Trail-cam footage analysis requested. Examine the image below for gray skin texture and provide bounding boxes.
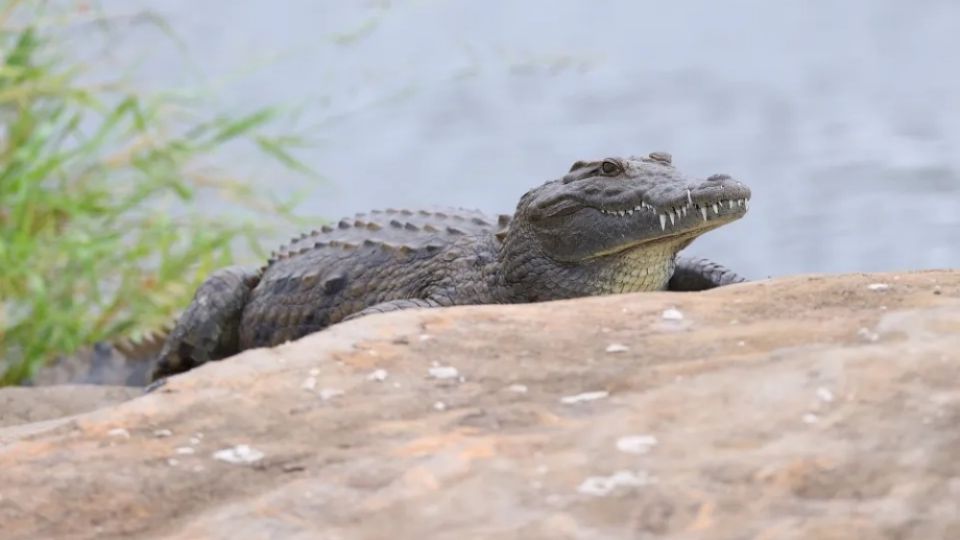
[151,152,751,381]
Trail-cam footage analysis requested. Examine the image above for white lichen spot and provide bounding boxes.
[212,444,265,464]
[605,343,629,353]
[867,283,889,291]
[816,387,835,403]
[802,413,819,424]
[560,391,609,404]
[189,437,201,446]
[418,334,433,342]
[929,393,953,405]
[367,369,389,382]
[428,366,459,379]
[107,428,130,439]
[301,376,318,391]
[507,384,528,394]
[153,429,173,438]
[308,368,320,376]
[616,435,659,454]
[661,307,684,321]
[433,401,447,411]
[578,470,654,496]
[737,340,746,347]
[175,447,195,455]
[857,328,879,342]
[318,388,344,401]
[167,458,179,467]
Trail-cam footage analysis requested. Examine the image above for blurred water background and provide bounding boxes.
[94,0,960,279]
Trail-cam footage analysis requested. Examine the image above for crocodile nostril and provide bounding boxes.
[648,151,672,164]
[602,188,624,198]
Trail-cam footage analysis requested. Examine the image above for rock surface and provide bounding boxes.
[0,385,139,429]
[2,270,959,539]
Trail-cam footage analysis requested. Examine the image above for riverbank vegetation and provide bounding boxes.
[0,1,314,384]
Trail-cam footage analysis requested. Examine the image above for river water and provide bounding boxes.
[96,0,960,278]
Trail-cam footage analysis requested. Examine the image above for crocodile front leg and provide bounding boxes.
[150,266,261,381]
[668,256,746,292]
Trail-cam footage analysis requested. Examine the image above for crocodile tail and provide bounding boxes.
[29,265,267,387]
[112,324,173,363]
[25,323,173,387]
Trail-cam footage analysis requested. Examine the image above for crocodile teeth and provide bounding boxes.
[744,199,750,210]
[728,200,734,209]
[712,203,720,214]
[737,199,744,207]
[618,210,625,217]
[658,213,666,230]
[699,207,708,221]
[668,212,676,226]
[687,189,693,205]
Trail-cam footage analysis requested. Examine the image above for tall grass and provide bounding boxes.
[0,2,315,384]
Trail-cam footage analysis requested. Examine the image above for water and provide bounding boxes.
[96,0,960,278]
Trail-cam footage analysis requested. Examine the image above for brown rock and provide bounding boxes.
[0,385,140,429]
[1,270,959,539]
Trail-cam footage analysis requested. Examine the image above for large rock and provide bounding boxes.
[0,385,140,429]
[1,271,958,539]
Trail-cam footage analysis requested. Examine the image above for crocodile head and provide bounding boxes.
[499,152,751,296]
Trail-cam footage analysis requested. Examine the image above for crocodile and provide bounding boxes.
[150,151,751,382]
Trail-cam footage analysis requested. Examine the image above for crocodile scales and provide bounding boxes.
[151,152,751,381]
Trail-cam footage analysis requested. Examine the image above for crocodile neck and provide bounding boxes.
[493,223,693,302]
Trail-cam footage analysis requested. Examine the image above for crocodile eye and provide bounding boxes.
[600,160,621,175]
